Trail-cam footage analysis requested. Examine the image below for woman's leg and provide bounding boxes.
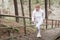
[36,23,41,37]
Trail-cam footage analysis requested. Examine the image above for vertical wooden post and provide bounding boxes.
[55,21,57,27]
[59,21,60,27]
[13,0,19,23]
[0,11,1,18]
[45,0,48,29]
[58,21,59,27]
[52,20,53,28]
[7,29,10,40]
[29,0,31,24]
[20,0,26,35]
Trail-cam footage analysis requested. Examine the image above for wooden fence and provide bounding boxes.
[0,0,60,35]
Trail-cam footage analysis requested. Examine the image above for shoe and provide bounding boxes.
[37,34,41,37]
[37,33,41,37]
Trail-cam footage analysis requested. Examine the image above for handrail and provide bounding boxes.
[0,14,60,29]
[0,14,60,21]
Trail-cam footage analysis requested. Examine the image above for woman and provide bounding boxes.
[32,3,45,37]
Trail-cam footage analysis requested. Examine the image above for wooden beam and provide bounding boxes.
[58,21,59,27]
[13,0,19,23]
[0,14,31,19]
[20,0,26,35]
[51,20,53,28]
[29,0,31,24]
[0,14,60,21]
[55,21,57,27]
[45,0,48,29]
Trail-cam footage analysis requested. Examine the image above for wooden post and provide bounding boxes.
[55,21,57,27]
[58,21,59,27]
[13,0,19,22]
[29,0,31,24]
[45,0,48,29]
[7,29,11,40]
[0,10,1,18]
[59,21,60,27]
[20,0,26,35]
[52,20,53,28]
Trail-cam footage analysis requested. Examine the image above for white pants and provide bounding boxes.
[35,20,43,36]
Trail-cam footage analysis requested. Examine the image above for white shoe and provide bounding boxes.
[37,34,41,37]
[37,33,41,37]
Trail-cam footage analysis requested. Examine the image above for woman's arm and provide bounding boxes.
[32,11,35,24]
[42,10,45,19]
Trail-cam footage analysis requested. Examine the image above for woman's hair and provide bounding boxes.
[35,3,40,8]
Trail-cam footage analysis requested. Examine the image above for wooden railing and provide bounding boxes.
[0,0,60,36]
[43,19,60,29]
[0,14,60,29]
[0,14,60,38]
